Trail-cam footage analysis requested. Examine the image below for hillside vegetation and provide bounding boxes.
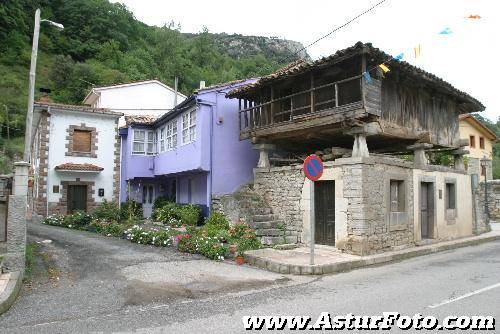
[0,0,306,172]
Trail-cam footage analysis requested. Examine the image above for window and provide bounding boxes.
[159,127,165,152]
[390,180,405,212]
[166,120,177,150]
[146,131,157,155]
[479,137,485,149]
[132,130,145,154]
[73,130,92,153]
[469,135,475,148]
[182,110,196,144]
[445,182,456,210]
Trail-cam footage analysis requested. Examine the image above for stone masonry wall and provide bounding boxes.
[477,180,500,223]
[341,158,414,255]
[253,166,305,241]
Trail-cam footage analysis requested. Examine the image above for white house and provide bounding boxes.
[83,80,186,126]
[31,102,123,217]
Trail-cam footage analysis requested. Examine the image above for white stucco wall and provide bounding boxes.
[47,110,118,206]
[89,82,186,126]
[412,170,473,241]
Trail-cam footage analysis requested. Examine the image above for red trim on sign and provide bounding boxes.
[303,155,324,181]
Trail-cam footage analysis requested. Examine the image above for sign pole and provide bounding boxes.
[310,180,315,265]
[303,154,323,267]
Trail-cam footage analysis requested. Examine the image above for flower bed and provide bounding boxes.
[42,201,262,262]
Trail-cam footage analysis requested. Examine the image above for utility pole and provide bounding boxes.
[23,8,41,163]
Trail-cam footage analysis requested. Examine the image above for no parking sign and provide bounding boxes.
[303,155,324,181]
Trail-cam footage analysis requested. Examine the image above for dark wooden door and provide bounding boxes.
[420,182,434,239]
[68,185,87,214]
[315,181,335,246]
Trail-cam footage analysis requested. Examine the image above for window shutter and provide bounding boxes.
[73,130,92,152]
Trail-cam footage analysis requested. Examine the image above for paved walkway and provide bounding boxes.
[245,229,500,275]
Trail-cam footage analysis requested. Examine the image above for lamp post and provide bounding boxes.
[23,8,63,163]
[480,156,489,220]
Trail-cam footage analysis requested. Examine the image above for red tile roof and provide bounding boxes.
[55,163,104,172]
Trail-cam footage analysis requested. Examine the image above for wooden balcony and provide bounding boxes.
[238,75,381,140]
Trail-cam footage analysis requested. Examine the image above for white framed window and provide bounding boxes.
[166,120,177,150]
[182,109,196,144]
[132,129,145,154]
[159,127,165,152]
[146,131,157,155]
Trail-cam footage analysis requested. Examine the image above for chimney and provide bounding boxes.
[38,88,52,103]
[199,81,206,89]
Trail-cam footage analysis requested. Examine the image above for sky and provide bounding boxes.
[111,0,499,122]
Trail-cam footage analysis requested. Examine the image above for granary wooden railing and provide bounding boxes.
[238,75,365,133]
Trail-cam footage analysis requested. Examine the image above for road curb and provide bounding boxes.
[0,271,23,315]
[245,233,500,275]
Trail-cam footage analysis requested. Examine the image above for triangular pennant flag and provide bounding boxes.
[414,45,422,58]
[439,27,452,35]
[467,15,481,19]
[395,53,404,61]
[379,64,390,73]
[363,71,372,84]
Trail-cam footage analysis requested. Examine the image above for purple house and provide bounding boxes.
[119,80,259,217]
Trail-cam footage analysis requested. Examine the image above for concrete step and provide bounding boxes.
[252,214,280,222]
[250,220,282,230]
[260,235,298,246]
[255,228,283,237]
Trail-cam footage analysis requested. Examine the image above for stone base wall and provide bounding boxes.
[48,180,97,216]
[253,156,474,256]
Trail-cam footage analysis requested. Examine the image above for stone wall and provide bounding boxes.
[253,166,304,240]
[477,180,500,222]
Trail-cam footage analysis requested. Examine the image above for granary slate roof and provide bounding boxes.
[227,42,484,112]
[123,115,157,127]
[55,163,104,172]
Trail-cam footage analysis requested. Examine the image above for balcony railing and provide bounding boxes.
[239,75,364,133]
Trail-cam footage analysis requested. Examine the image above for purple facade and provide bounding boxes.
[120,80,259,217]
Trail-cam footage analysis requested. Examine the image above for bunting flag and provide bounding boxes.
[363,71,373,84]
[439,27,453,35]
[395,53,404,61]
[379,64,390,73]
[466,15,481,19]
[414,45,422,58]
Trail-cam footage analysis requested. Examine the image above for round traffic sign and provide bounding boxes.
[303,155,324,181]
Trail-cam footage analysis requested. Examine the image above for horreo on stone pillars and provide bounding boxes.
[253,143,276,170]
[5,161,30,271]
[407,143,433,168]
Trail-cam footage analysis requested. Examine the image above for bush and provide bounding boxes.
[151,197,171,219]
[93,200,121,222]
[178,204,202,226]
[43,214,66,227]
[89,219,126,237]
[176,234,197,253]
[64,211,93,229]
[124,225,178,247]
[120,200,143,221]
[155,203,202,227]
[202,212,230,236]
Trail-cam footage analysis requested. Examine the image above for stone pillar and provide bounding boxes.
[407,143,433,168]
[253,144,276,169]
[5,161,29,272]
[452,148,469,172]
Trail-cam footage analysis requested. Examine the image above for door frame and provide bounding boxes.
[418,176,437,240]
[59,180,95,216]
[142,183,155,218]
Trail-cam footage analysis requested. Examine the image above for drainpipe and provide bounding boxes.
[197,98,216,216]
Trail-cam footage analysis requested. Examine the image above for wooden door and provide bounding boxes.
[67,185,87,214]
[315,181,336,246]
[420,182,434,239]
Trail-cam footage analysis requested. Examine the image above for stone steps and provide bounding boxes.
[252,214,280,222]
[261,235,298,246]
[255,228,282,237]
[249,220,283,230]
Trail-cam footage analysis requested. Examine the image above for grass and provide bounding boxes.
[23,242,38,283]
[23,242,60,284]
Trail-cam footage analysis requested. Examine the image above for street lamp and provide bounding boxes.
[480,156,490,220]
[23,9,63,163]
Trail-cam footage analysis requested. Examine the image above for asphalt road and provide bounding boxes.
[0,222,499,333]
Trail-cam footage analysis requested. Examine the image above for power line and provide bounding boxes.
[273,0,389,68]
